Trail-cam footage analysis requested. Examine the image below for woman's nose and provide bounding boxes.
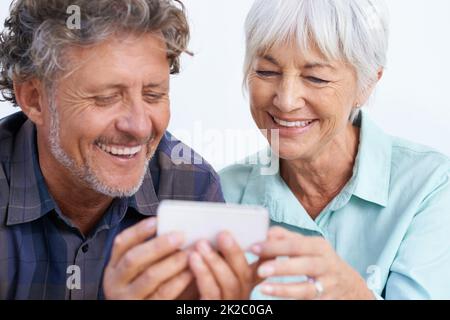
[273,77,306,113]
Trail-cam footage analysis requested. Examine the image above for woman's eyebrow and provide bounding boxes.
[303,62,335,70]
[260,55,335,71]
[261,55,280,66]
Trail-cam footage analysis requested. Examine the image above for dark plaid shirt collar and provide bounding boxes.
[6,116,158,227]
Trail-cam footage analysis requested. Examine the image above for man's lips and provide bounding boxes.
[95,142,143,159]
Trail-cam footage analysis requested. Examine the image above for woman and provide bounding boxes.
[217,0,450,300]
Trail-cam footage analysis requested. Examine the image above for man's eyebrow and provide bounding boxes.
[143,81,167,89]
[87,81,167,92]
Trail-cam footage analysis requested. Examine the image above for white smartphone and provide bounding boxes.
[156,200,269,250]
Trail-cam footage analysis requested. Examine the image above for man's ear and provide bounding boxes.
[13,79,46,126]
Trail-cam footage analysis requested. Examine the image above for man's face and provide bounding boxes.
[40,33,171,197]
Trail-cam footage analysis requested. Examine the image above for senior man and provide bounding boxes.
[0,0,234,300]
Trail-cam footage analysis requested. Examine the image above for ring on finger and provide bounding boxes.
[307,276,324,299]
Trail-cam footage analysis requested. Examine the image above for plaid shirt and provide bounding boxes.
[0,112,224,300]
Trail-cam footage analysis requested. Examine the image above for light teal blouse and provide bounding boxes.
[219,110,450,300]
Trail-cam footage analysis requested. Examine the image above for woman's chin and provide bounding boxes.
[268,136,308,158]
[271,146,311,162]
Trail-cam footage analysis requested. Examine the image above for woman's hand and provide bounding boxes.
[250,227,375,300]
[188,231,261,300]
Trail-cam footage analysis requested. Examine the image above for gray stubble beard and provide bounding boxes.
[47,101,152,198]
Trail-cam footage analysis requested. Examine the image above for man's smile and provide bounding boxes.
[95,142,143,161]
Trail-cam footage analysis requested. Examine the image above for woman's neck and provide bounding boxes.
[280,124,360,220]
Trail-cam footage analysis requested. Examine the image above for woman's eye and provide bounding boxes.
[306,76,329,84]
[256,70,280,77]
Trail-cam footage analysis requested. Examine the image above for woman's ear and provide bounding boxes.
[355,68,384,107]
[377,69,384,81]
[13,79,46,126]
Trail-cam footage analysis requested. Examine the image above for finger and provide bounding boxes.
[189,252,221,300]
[177,278,200,300]
[250,259,267,286]
[251,236,328,259]
[115,231,185,284]
[148,270,194,300]
[217,232,253,285]
[196,240,241,300]
[129,250,190,299]
[259,281,318,300]
[267,226,290,240]
[257,256,327,279]
[109,217,157,267]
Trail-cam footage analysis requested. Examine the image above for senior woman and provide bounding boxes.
[218,0,450,300]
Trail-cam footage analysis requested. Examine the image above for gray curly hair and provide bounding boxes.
[0,0,190,107]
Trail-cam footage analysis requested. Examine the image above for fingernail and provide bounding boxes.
[146,218,157,228]
[221,233,234,249]
[198,241,212,255]
[168,232,185,247]
[190,252,202,266]
[260,284,274,294]
[251,244,262,255]
[258,265,275,278]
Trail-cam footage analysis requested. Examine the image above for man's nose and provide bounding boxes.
[116,101,153,142]
[273,76,306,113]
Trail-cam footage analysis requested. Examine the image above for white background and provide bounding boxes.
[1,0,449,170]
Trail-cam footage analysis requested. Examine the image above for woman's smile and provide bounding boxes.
[267,112,319,137]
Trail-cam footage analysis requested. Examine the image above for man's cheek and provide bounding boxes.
[157,104,171,127]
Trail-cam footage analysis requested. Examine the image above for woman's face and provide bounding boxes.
[248,43,362,161]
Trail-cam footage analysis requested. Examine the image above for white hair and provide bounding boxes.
[244,0,390,95]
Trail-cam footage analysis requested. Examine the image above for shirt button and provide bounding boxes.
[82,244,89,253]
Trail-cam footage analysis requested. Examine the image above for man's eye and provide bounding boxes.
[305,76,329,84]
[256,70,280,77]
[95,95,120,106]
[144,93,164,102]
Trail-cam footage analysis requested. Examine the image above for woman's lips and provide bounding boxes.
[268,115,318,137]
[273,117,315,128]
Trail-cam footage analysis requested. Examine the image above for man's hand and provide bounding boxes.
[103,217,194,300]
[188,232,261,300]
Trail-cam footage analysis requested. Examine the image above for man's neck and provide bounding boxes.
[37,136,113,236]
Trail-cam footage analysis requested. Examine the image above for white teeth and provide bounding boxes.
[111,147,120,155]
[96,143,142,156]
[274,117,314,128]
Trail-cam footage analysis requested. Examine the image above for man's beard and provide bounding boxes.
[48,104,153,198]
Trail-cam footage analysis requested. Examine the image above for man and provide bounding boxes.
[0,0,227,299]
